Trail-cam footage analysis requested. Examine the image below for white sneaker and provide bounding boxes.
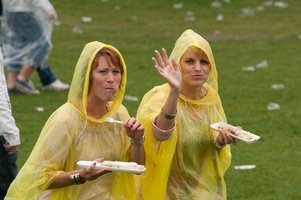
[42,79,69,91]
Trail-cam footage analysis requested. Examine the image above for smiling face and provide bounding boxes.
[179,46,211,97]
[88,49,122,105]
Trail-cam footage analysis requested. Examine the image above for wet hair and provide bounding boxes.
[186,46,210,64]
[91,47,123,74]
[89,47,123,92]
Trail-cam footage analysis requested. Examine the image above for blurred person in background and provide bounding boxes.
[5,41,145,199]
[136,29,235,200]
[0,47,20,200]
[1,0,69,95]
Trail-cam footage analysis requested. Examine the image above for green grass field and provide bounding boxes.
[8,0,301,199]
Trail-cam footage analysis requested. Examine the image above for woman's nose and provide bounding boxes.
[107,72,114,82]
[194,62,202,71]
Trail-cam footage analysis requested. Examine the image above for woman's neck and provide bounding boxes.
[181,85,205,100]
[86,97,108,119]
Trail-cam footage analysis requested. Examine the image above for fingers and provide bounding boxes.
[94,158,105,163]
[124,117,143,131]
[3,144,17,154]
[171,59,179,71]
[80,159,110,181]
[161,48,170,64]
[155,49,166,68]
[153,48,171,69]
[217,129,236,145]
[152,57,163,75]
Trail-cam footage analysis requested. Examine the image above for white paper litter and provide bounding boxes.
[124,95,139,102]
[271,84,284,90]
[267,102,280,111]
[173,3,183,9]
[82,16,92,23]
[72,26,83,34]
[35,107,45,112]
[216,14,224,21]
[274,1,288,8]
[242,66,255,71]
[185,11,195,21]
[241,8,255,16]
[211,1,222,8]
[234,165,256,170]
[256,60,268,68]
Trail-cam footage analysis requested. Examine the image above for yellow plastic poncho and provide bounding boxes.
[136,29,232,200]
[5,41,137,200]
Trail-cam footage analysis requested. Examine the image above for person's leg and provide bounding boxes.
[37,59,69,90]
[4,12,28,93]
[37,59,56,86]
[6,71,18,89]
[11,13,50,94]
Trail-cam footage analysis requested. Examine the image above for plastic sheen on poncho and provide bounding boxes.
[5,41,137,200]
[136,29,232,200]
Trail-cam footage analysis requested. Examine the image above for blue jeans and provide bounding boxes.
[0,136,18,200]
[5,12,57,86]
[37,62,57,86]
[6,12,51,69]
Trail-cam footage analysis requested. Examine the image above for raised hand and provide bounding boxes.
[152,48,182,92]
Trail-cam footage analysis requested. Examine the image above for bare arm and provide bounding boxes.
[123,118,145,165]
[151,48,182,133]
[48,158,109,189]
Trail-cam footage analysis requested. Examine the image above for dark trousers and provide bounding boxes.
[37,65,57,86]
[0,136,18,200]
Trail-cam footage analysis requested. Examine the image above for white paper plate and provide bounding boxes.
[210,122,260,143]
[77,160,146,175]
[234,165,256,170]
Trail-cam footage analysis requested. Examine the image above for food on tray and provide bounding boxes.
[217,124,253,140]
[77,160,146,174]
[100,161,145,171]
[210,122,260,143]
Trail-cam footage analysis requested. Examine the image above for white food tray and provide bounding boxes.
[77,160,146,175]
[210,122,260,143]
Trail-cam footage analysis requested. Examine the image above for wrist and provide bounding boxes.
[131,136,145,147]
[160,108,177,120]
[70,173,86,185]
[213,137,226,149]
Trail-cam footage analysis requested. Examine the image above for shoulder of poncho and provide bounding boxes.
[144,83,169,99]
[47,103,80,124]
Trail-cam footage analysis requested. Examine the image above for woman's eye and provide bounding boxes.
[113,70,120,75]
[185,59,195,65]
[98,70,108,74]
[200,59,209,65]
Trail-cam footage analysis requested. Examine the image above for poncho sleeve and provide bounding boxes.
[5,104,79,200]
[136,84,178,200]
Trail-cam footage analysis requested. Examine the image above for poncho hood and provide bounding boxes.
[67,41,127,123]
[170,29,218,94]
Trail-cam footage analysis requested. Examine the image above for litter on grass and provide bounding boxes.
[72,26,83,34]
[256,60,268,68]
[82,16,92,23]
[124,95,139,102]
[216,14,224,21]
[35,107,45,112]
[234,165,256,170]
[173,3,183,9]
[267,102,280,111]
[185,11,195,21]
[271,84,284,90]
[242,66,255,71]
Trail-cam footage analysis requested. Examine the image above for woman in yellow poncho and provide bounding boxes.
[136,29,236,200]
[5,41,145,200]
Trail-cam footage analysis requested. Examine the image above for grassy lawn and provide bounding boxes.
[8,0,301,199]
